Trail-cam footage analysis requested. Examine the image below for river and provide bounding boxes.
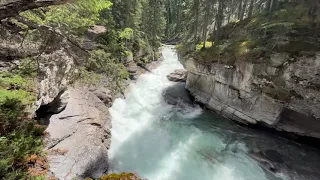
[108,46,320,180]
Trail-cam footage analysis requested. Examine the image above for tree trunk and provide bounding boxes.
[0,0,72,20]
[152,0,157,46]
[268,0,275,20]
[215,0,224,45]
[194,0,200,43]
[212,20,216,44]
[264,0,274,36]
[238,0,243,20]
[165,0,171,37]
[202,0,211,48]
[266,0,272,11]
[248,0,254,18]
[176,0,181,34]
[240,0,248,20]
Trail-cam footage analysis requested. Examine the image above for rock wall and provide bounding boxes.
[1,22,160,179]
[45,87,111,179]
[1,25,110,179]
[184,53,320,139]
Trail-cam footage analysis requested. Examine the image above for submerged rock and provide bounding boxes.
[167,69,187,82]
[249,152,278,172]
[264,149,284,164]
[163,83,193,106]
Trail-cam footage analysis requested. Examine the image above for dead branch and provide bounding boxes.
[0,0,72,20]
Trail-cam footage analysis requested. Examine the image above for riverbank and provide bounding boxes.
[41,51,164,179]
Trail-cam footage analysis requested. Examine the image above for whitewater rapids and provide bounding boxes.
[108,46,320,180]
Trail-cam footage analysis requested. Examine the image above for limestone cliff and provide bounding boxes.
[184,54,320,139]
[181,2,320,139]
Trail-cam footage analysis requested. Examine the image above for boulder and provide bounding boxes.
[249,153,278,172]
[46,89,70,114]
[163,83,193,106]
[167,69,187,82]
[269,53,289,67]
[45,87,111,179]
[87,25,107,39]
[36,49,78,106]
[127,66,138,74]
[84,25,107,50]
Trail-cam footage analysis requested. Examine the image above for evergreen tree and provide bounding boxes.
[142,0,166,48]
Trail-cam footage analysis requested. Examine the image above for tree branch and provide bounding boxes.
[0,0,72,20]
[14,15,88,54]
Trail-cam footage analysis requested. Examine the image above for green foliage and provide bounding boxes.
[99,172,140,180]
[0,73,25,89]
[21,0,113,34]
[88,50,129,79]
[30,175,47,180]
[78,69,103,86]
[141,0,166,48]
[18,58,38,77]
[189,1,320,64]
[82,50,129,93]
[119,28,134,40]
[1,0,167,179]
[0,131,44,179]
[196,41,213,51]
[0,89,36,106]
[123,50,133,57]
[0,71,34,91]
[0,72,42,179]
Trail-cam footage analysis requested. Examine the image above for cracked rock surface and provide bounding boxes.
[184,53,320,139]
[45,87,111,179]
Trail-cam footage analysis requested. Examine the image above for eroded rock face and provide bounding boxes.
[167,69,187,82]
[83,25,107,51]
[184,53,320,139]
[163,83,193,106]
[36,48,80,107]
[45,87,111,179]
[91,87,113,107]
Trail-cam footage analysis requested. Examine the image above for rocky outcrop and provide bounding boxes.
[83,25,107,50]
[36,47,82,107]
[163,83,193,106]
[184,53,320,139]
[167,69,187,82]
[91,87,113,107]
[1,23,113,179]
[45,87,111,179]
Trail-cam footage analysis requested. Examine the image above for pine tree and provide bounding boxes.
[142,0,166,48]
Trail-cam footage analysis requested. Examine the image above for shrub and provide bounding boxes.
[196,41,214,51]
[19,58,38,77]
[0,72,44,179]
[84,172,142,180]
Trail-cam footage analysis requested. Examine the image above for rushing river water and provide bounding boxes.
[108,46,320,180]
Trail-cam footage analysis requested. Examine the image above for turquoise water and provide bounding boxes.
[108,46,320,180]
